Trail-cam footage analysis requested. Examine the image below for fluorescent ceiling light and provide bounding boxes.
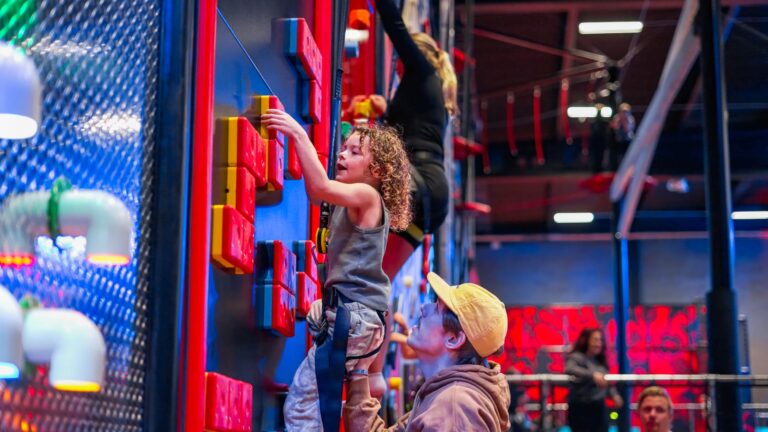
[554,212,595,223]
[567,106,612,118]
[567,107,597,118]
[579,21,644,34]
[732,211,768,220]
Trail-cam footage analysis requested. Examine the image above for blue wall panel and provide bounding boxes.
[208,2,314,429]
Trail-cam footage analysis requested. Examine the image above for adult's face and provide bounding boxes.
[587,330,603,357]
[639,395,672,432]
[407,300,449,359]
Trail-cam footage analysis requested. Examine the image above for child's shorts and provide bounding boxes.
[283,300,385,431]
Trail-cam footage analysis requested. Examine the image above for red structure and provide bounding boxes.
[494,304,707,428]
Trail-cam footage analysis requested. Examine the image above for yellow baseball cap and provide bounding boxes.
[426,272,508,358]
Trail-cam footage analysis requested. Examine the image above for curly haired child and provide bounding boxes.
[262,109,411,431]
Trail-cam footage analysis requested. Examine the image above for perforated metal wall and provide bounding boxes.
[0,0,159,429]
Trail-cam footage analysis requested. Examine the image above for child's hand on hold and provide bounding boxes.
[261,109,308,142]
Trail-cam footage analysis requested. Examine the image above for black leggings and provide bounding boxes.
[394,159,449,248]
[568,400,608,432]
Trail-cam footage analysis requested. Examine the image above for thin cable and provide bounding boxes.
[216,9,275,96]
[618,33,656,68]
[733,20,768,44]
[620,0,652,82]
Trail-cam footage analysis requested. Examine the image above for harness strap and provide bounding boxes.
[316,304,350,432]
[315,291,388,431]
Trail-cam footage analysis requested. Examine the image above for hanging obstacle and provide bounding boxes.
[505,92,517,156]
[580,75,597,155]
[533,86,545,165]
[480,99,491,173]
[559,79,572,145]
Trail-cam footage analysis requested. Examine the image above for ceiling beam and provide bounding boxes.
[462,0,768,15]
[478,61,606,98]
[679,6,740,127]
[474,28,608,62]
[476,231,767,243]
[561,10,580,72]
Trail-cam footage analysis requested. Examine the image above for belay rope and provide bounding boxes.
[313,0,351,431]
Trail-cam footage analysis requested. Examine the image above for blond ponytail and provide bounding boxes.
[411,32,459,117]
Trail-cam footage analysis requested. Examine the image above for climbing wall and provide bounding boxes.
[206,1,320,430]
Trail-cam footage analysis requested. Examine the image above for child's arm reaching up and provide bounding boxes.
[261,109,380,214]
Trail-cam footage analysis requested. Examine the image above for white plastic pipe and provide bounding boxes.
[0,286,23,379]
[0,41,41,139]
[0,189,133,265]
[23,309,106,392]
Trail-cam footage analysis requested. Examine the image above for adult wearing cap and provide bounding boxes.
[343,272,511,431]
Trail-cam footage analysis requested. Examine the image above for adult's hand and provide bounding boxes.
[612,393,624,408]
[391,312,417,359]
[368,94,387,115]
[593,371,609,388]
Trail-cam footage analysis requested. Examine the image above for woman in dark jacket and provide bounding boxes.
[566,327,624,432]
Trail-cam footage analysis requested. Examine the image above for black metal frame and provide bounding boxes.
[143,0,197,430]
[611,200,631,432]
[699,0,743,429]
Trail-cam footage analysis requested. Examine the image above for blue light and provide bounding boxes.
[0,362,20,379]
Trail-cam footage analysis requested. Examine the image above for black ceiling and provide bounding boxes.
[453,0,768,235]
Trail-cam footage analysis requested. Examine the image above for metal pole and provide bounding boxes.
[375,12,385,96]
[539,380,548,431]
[144,0,196,429]
[611,201,631,432]
[458,0,474,281]
[436,0,455,279]
[699,0,742,429]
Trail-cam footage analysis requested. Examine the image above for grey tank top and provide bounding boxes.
[324,201,390,312]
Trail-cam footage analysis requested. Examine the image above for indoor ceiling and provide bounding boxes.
[454,0,768,236]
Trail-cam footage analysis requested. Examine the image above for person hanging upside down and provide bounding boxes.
[376,0,457,278]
